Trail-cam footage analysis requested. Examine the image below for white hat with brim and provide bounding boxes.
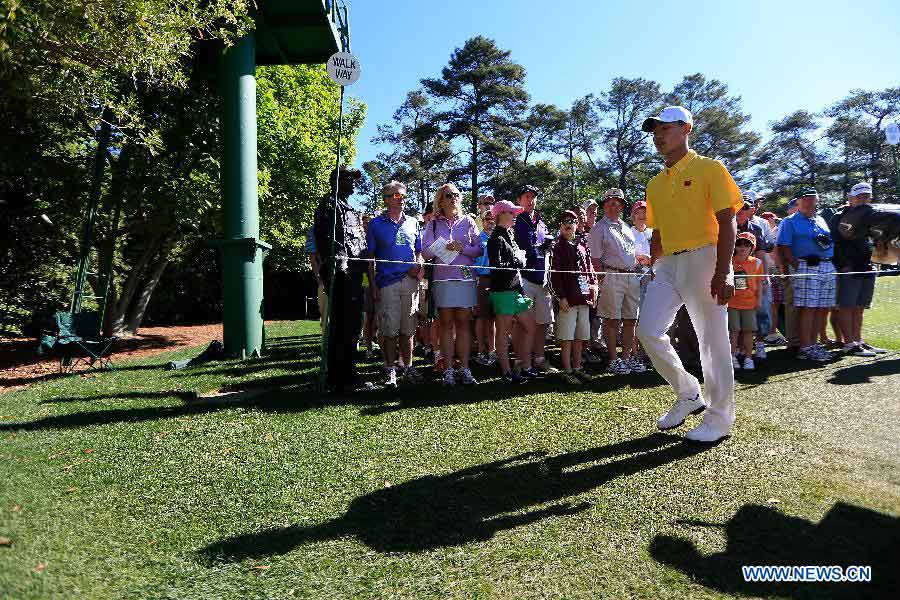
[641,106,694,133]
[849,182,873,197]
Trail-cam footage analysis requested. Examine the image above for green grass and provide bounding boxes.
[2,277,900,599]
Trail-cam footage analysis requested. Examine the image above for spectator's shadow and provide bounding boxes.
[650,502,899,599]
[828,357,900,385]
[201,433,711,561]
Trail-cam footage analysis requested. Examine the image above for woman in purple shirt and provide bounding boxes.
[422,183,482,386]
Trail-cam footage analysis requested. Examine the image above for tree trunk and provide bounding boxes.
[108,234,163,334]
[124,248,171,335]
[471,136,479,213]
[569,146,575,205]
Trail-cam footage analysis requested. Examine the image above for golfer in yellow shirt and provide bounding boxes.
[637,106,743,444]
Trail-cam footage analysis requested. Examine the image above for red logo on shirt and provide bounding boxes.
[684,180,692,187]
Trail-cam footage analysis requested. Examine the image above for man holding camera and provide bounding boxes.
[776,187,836,363]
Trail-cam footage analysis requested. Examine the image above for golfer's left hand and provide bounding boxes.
[710,272,734,305]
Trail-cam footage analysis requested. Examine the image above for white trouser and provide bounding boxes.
[636,245,735,434]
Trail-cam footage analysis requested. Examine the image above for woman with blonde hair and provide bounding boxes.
[422,183,482,386]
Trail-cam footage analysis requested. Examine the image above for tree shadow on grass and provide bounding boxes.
[827,357,900,385]
[41,390,197,404]
[650,502,899,599]
[200,433,714,561]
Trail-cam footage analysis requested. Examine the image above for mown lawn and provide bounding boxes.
[2,277,899,599]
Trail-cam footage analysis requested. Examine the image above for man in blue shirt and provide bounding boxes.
[514,184,556,373]
[366,181,425,388]
[776,187,836,363]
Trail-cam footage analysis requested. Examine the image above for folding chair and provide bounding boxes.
[38,311,117,373]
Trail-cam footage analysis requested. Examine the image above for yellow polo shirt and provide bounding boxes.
[645,150,743,255]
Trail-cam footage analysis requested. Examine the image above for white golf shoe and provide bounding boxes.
[685,421,731,444]
[657,394,707,431]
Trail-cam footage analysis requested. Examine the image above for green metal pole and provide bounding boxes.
[220,33,268,359]
[71,113,112,316]
[319,85,345,391]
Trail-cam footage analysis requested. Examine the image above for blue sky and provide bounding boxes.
[343,0,900,169]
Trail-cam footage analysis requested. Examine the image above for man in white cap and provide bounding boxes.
[636,106,743,444]
[829,182,884,356]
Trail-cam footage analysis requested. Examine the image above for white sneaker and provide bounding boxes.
[458,368,478,385]
[754,342,767,360]
[626,357,646,373]
[811,344,832,361]
[404,366,425,385]
[732,355,740,370]
[799,345,828,362]
[657,394,707,431]
[684,420,730,444]
[764,332,788,345]
[443,368,456,387]
[845,343,877,357]
[607,358,630,375]
[742,356,755,371]
[860,342,887,354]
[384,368,398,389]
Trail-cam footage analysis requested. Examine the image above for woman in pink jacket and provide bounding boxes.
[422,183,483,386]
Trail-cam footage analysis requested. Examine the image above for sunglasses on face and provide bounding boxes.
[562,219,576,225]
[383,193,405,199]
[736,241,753,248]
[444,191,460,198]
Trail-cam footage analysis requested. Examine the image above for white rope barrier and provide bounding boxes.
[346,256,888,278]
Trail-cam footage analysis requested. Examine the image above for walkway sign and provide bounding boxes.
[326,52,361,86]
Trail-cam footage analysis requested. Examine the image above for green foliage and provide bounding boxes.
[256,65,366,271]
[665,73,760,178]
[422,36,529,211]
[372,90,456,214]
[0,0,254,145]
[0,2,366,334]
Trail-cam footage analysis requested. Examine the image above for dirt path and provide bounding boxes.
[0,322,238,394]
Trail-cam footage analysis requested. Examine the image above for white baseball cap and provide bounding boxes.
[849,182,872,197]
[581,199,597,210]
[642,106,694,132]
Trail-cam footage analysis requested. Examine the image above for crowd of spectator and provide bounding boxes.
[309,169,887,393]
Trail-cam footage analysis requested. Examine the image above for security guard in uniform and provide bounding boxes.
[314,165,367,393]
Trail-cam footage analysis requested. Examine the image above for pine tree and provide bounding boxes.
[421,36,528,211]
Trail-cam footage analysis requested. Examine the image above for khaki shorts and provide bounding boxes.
[728,307,757,332]
[556,304,590,341]
[522,279,554,325]
[597,273,640,320]
[377,276,419,337]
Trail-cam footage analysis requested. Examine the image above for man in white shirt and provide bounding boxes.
[589,188,645,375]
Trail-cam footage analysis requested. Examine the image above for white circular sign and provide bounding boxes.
[886,123,900,146]
[326,52,361,86]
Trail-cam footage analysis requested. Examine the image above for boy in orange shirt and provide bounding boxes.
[729,232,764,370]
